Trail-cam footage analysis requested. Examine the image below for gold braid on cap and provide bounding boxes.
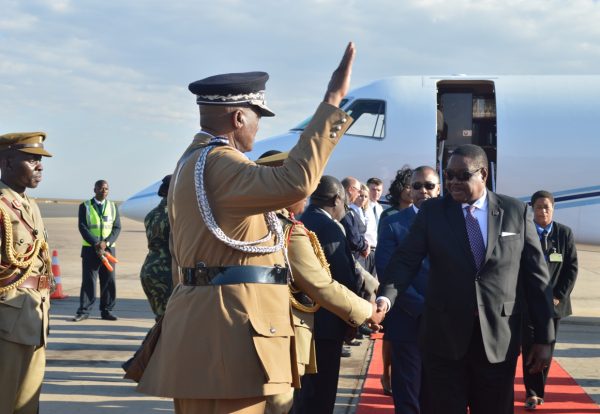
[0,203,51,294]
[284,221,332,313]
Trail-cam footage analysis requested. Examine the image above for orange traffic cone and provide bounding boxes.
[50,249,68,300]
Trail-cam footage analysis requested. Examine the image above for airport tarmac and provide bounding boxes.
[35,202,600,413]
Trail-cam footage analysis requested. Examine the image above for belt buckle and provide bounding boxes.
[195,262,210,285]
[38,275,48,289]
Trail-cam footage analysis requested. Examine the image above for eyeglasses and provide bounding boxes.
[444,168,482,182]
[411,181,438,191]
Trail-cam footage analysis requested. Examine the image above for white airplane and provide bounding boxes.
[121,75,600,244]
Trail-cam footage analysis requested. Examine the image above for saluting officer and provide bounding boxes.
[0,132,53,414]
[137,43,357,414]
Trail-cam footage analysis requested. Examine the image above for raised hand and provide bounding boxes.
[324,42,356,107]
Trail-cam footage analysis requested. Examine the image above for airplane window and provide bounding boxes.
[291,98,350,131]
[345,99,386,139]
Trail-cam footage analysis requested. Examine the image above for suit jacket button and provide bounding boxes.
[330,132,337,138]
[269,327,276,334]
[341,118,347,123]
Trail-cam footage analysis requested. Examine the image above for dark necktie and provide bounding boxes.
[541,230,549,254]
[465,206,486,272]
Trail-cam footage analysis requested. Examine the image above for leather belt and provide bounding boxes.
[18,275,51,290]
[181,264,288,286]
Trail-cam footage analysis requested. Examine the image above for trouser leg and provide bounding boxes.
[467,324,517,414]
[294,338,343,414]
[174,397,267,414]
[0,338,45,414]
[522,317,559,399]
[99,257,116,313]
[265,388,294,414]
[78,252,99,314]
[391,341,422,414]
[421,349,467,414]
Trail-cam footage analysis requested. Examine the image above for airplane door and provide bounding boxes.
[436,80,497,193]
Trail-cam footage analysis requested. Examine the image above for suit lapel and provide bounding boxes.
[485,192,503,263]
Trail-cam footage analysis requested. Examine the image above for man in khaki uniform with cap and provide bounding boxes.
[0,132,53,414]
[137,43,365,414]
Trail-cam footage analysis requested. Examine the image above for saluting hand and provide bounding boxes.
[324,42,356,107]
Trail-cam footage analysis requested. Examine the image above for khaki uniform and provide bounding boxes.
[265,210,372,414]
[138,103,351,406]
[0,181,52,414]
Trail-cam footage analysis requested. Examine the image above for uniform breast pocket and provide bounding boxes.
[249,313,294,384]
[0,293,27,335]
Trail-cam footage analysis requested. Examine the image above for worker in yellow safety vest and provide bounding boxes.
[72,179,121,322]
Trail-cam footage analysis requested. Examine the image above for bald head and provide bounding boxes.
[341,176,361,203]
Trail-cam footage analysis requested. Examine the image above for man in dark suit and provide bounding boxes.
[376,166,440,414]
[377,144,555,414]
[522,190,578,410]
[294,175,364,414]
[340,176,371,262]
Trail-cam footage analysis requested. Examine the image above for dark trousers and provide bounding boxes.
[522,317,560,399]
[421,322,518,414]
[77,247,116,315]
[293,338,343,414]
[391,341,424,414]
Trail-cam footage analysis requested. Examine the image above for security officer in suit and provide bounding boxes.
[137,43,359,414]
[73,179,121,321]
[0,132,53,414]
[375,166,440,414]
[255,152,382,414]
[521,190,578,410]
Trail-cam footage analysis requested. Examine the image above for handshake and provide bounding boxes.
[366,300,388,331]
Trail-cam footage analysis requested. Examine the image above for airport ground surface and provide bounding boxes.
[37,202,600,413]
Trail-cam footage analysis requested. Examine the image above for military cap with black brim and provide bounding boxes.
[189,71,275,117]
[0,132,52,157]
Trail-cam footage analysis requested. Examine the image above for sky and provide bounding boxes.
[1,0,600,200]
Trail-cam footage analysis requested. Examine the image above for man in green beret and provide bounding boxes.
[0,132,53,414]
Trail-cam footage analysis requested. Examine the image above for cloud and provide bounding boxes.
[2,0,600,199]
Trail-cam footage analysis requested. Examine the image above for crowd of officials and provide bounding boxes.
[0,42,578,414]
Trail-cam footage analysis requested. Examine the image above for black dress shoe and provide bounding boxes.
[341,346,352,358]
[101,312,118,321]
[72,314,89,322]
[358,323,374,336]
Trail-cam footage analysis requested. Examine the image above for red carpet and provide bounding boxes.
[357,336,600,413]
